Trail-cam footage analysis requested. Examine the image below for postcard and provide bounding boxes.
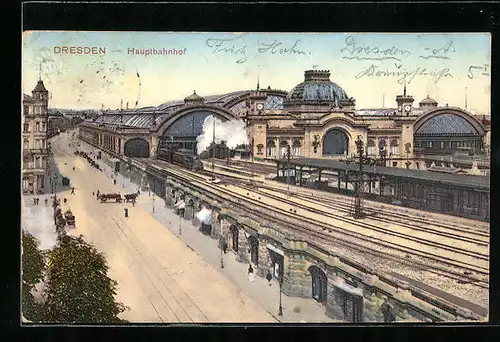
[21,31,490,324]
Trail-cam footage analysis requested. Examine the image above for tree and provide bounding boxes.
[44,234,127,323]
[21,230,46,322]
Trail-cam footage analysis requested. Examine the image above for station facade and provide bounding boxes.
[78,70,490,173]
[22,80,50,194]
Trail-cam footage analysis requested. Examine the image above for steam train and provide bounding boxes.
[157,147,204,171]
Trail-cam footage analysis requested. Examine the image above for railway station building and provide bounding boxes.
[22,80,50,194]
[78,69,490,174]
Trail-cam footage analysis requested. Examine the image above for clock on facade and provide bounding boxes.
[404,105,411,112]
[256,103,264,110]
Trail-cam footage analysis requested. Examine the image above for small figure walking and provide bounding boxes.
[124,208,129,218]
[132,198,135,207]
[248,264,255,282]
[266,269,273,286]
[114,179,117,185]
[380,297,395,323]
[71,187,75,195]
[44,197,48,206]
[73,166,75,171]
[92,191,95,196]
[96,190,100,198]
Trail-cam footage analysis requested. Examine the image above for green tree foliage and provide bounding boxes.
[44,234,127,323]
[21,230,46,322]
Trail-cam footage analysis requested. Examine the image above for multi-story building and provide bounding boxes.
[78,69,490,173]
[22,80,50,194]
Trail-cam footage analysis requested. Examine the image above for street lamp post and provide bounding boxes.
[278,274,283,316]
[353,137,364,219]
[152,181,155,214]
[220,241,224,268]
[286,145,291,197]
[211,118,216,180]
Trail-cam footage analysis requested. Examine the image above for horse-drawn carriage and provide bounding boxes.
[99,193,122,203]
[124,193,138,203]
[64,209,75,227]
[62,177,70,186]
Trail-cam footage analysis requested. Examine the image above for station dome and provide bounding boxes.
[284,70,353,108]
[419,95,438,108]
[184,90,205,104]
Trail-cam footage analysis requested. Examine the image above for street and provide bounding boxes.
[45,132,277,323]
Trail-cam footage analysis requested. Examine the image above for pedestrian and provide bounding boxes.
[92,191,95,196]
[44,197,48,206]
[124,208,129,218]
[380,297,393,323]
[33,197,36,205]
[222,240,228,254]
[73,166,75,171]
[97,190,100,197]
[266,269,273,286]
[386,305,396,323]
[71,187,75,195]
[248,264,255,282]
[114,179,117,185]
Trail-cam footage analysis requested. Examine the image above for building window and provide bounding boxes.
[440,141,444,149]
[23,139,29,150]
[42,123,46,132]
[24,105,29,115]
[367,139,375,156]
[35,106,40,114]
[280,141,289,158]
[378,139,387,151]
[258,125,262,129]
[23,123,29,132]
[267,141,276,157]
[292,140,301,156]
[256,144,264,155]
[35,122,40,132]
[393,161,398,167]
[390,139,399,155]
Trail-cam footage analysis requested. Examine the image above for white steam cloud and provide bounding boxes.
[196,115,249,155]
[196,207,213,225]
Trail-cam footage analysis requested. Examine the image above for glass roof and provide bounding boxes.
[92,89,286,129]
[415,113,480,135]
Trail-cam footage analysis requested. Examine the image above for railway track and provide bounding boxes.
[212,159,489,234]
[241,184,489,246]
[232,182,490,258]
[148,160,489,288]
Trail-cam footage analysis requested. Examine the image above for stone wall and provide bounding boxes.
[141,165,483,323]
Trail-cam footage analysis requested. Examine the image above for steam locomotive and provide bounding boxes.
[157,147,204,172]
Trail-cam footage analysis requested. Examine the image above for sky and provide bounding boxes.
[22,32,491,114]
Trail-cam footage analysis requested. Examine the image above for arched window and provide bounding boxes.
[124,138,150,158]
[280,140,289,158]
[292,140,301,156]
[322,129,349,155]
[390,139,399,155]
[256,144,264,155]
[366,139,375,156]
[267,140,276,157]
[378,139,387,151]
[309,266,328,304]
